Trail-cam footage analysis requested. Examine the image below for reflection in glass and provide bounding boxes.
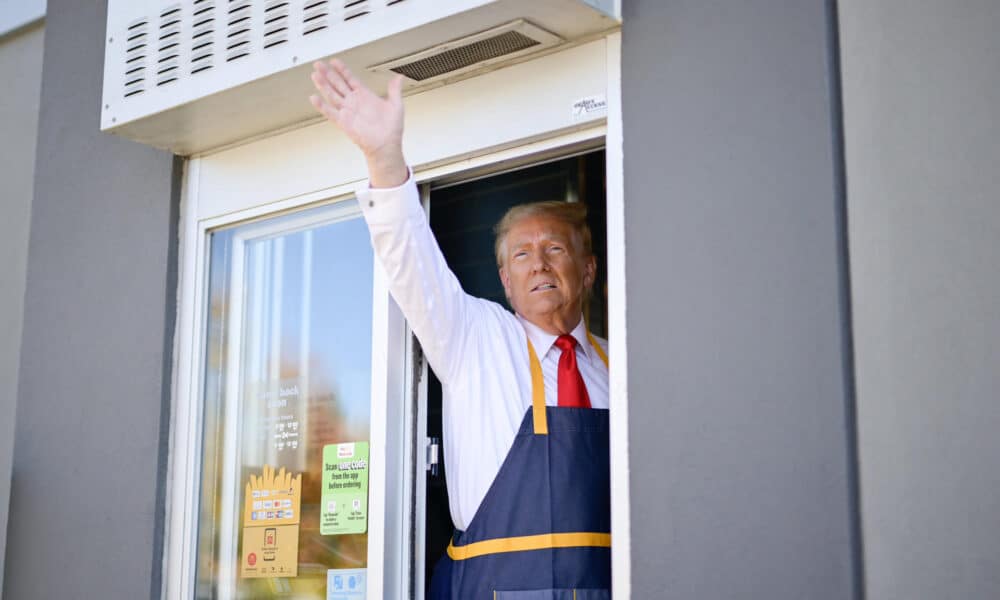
[195,202,373,599]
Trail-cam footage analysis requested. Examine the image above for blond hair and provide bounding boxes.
[493,201,593,267]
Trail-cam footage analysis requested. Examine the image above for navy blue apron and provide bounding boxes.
[429,333,611,599]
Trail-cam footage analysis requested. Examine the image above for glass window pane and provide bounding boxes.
[195,202,374,599]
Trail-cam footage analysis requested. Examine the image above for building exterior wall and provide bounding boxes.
[840,2,1000,599]
[621,1,860,597]
[5,0,998,597]
[3,0,178,597]
[0,20,45,594]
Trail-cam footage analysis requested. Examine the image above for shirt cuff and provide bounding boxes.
[355,168,420,225]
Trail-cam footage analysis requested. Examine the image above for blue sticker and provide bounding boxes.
[327,568,366,599]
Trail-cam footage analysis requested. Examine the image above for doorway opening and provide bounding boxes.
[422,148,608,591]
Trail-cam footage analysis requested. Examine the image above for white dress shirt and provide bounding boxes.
[356,173,609,531]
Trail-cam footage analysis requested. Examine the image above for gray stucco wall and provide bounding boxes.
[3,0,178,598]
[0,21,45,595]
[840,2,1000,599]
[621,1,860,597]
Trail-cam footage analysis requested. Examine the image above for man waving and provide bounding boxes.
[310,59,611,599]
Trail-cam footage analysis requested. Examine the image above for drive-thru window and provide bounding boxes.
[99,2,626,597]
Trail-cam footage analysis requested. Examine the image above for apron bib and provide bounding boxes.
[429,333,611,599]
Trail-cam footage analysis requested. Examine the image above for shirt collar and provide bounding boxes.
[516,314,592,362]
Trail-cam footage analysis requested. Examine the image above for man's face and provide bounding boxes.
[499,214,596,332]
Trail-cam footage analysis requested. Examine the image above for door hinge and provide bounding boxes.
[426,437,440,477]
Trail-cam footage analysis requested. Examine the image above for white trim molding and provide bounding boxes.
[604,31,631,599]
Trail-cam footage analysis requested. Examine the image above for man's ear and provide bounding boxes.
[584,255,597,289]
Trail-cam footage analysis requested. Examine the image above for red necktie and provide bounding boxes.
[555,334,591,408]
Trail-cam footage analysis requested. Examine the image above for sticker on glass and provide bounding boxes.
[240,465,302,578]
[321,442,370,536]
[327,568,366,599]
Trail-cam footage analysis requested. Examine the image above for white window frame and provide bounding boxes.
[163,32,628,599]
[167,175,407,599]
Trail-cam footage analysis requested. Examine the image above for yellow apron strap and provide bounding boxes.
[448,531,611,561]
[586,331,610,369]
[527,339,547,435]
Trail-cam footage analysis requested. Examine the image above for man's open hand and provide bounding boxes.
[310,59,408,188]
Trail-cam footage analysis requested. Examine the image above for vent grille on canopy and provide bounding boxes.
[391,30,539,81]
[156,4,182,85]
[190,0,215,74]
[263,1,290,49]
[123,18,149,97]
[371,20,561,84]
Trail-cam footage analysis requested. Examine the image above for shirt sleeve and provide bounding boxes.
[355,171,478,384]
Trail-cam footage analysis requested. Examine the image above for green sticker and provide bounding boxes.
[321,442,370,536]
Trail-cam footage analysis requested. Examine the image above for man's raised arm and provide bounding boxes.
[309,59,478,383]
